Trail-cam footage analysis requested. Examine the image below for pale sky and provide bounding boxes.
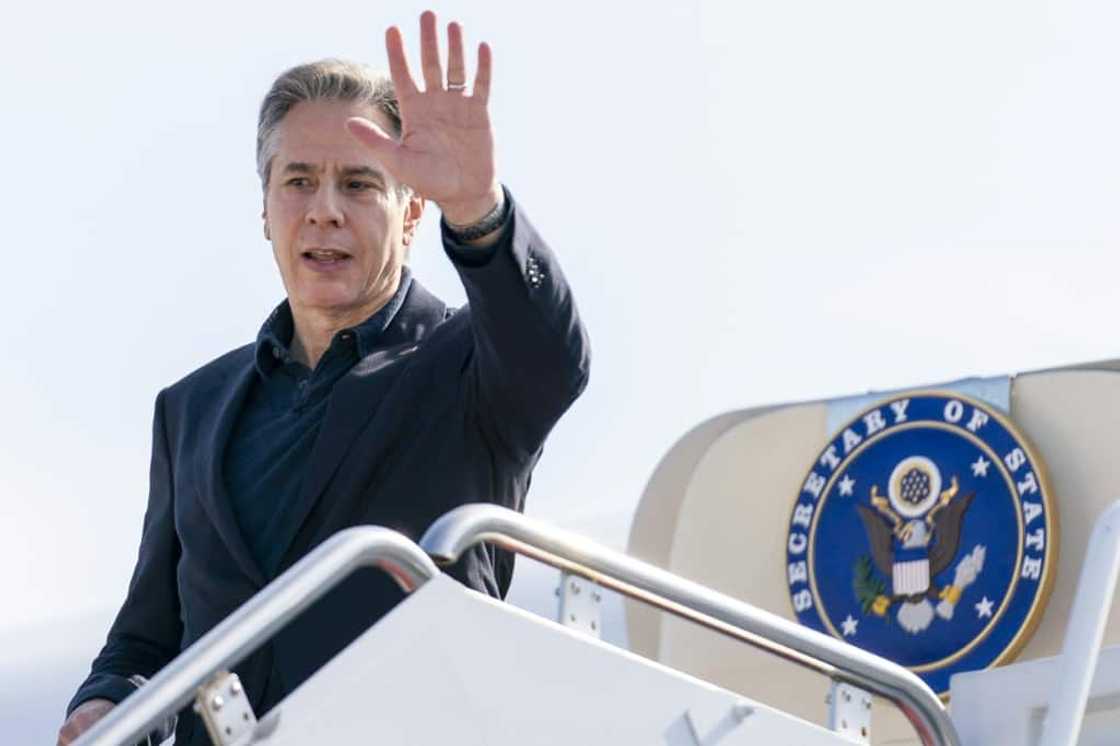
[1,0,1117,740]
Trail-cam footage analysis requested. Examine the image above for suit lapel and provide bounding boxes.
[276,279,449,570]
[193,358,268,588]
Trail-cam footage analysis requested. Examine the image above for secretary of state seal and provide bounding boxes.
[58,11,590,745]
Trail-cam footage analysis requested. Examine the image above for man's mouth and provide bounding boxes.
[301,248,353,266]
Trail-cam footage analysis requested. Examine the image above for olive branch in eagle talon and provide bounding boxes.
[853,555,890,618]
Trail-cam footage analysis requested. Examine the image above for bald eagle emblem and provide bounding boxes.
[786,392,1057,694]
[854,456,986,633]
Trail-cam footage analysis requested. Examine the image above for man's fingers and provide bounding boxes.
[418,10,444,92]
[446,21,466,91]
[473,42,492,105]
[58,702,113,745]
[385,26,419,98]
[346,117,403,176]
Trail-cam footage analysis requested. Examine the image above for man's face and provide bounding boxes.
[264,99,422,317]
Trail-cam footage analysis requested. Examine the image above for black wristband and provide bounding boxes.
[442,192,509,242]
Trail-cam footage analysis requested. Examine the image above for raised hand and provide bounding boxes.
[346,10,501,226]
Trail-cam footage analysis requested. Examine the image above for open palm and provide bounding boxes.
[347,11,499,221]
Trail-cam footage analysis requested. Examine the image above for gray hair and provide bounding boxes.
[256,58,404,193]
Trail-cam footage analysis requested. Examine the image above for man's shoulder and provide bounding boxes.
[165,342,255,397]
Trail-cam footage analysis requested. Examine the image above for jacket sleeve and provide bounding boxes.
[444,187,591,465]
[66,389,184,716]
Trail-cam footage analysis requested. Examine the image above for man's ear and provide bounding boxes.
[262,199,270,241]
[401,191,426,246]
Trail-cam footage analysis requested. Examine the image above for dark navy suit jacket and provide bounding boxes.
[68,197,590,744]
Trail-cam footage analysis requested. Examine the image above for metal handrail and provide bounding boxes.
[420,504,960,746]
[74,526,439,746]
[1039,500,1120,746]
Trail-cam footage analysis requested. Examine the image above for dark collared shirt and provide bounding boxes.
[224,205,510,580]
[224,268,415,578]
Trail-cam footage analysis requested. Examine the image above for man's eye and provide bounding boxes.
[348,181,376,191]
[286,177,310,187]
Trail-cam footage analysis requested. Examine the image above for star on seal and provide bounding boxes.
[971,456,990,478]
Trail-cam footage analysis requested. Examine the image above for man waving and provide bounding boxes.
[59,11,589,744]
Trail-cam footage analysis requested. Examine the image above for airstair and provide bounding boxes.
[72,501,1120,746]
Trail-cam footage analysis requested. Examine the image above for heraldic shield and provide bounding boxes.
[784,392,1057,695]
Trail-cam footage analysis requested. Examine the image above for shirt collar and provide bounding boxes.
[254,266,414,378]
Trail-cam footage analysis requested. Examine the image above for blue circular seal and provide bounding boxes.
[784,392,1057,695]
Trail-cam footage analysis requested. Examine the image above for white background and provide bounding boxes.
[1,0,1117,741]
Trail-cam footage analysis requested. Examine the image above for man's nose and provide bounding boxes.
[306,184,345,227]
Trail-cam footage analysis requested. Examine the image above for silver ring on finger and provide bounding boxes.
[447,80,467,92]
